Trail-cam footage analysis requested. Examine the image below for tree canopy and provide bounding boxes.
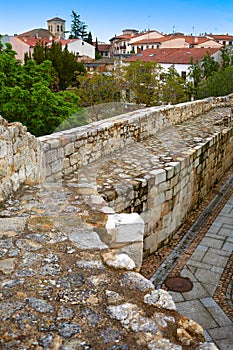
[76,72,121,121]
[69,10,88,40]
[0,40,80,136]
[188,47,233,99]
[33,41,86,90]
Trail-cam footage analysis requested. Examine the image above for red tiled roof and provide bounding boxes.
[185,36,210,45]
[132,36,184,45]
[18,37,53,47]
[207,34,233,40]
[110,34,133,41]
[56,38,80,45]
[93,43,111,51]
[98,44,111,51]
[125,48,220,64]
[17,28,53,39]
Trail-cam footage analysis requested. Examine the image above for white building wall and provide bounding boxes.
[196,40,222,48]
[66,40,95,59]
[162,38,188,48]
[160,63,191,79]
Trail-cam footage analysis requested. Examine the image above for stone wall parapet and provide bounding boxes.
[38,94,233,183]
[0,116,41,202]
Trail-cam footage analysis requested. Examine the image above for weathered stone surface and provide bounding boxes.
[102,252,136,270]
[119,272,154,292]
[69,230,108,250]
[144,290,177,311]
[0,258,16,274]
[106,213,144,244]
[178,316,204,337]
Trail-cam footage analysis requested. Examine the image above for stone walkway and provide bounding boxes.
[171,191,233,350]
[148,175,233,350]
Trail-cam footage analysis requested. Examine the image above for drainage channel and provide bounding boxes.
[150,172,233,289]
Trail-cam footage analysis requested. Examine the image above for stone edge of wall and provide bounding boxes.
[0,117,41,203]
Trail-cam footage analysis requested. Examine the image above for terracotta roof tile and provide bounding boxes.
[18,37,53,47]
[208,34,233,40]
[125,48,220,64]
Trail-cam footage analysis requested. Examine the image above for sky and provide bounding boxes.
[1,1,233,42]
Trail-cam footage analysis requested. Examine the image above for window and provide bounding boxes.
[82,42,84,45]
[57,25,60,32]
[181,71,186,80]
[61,25,63,32]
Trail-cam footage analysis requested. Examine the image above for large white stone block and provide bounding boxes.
[106,213,144,244]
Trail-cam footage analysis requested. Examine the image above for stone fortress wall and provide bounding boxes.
[38,96,232,183]
[0,95,233,267]
[0,117,41,203]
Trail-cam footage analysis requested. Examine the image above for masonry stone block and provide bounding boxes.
[64,142,75,156]
[49,138,61,149]
[150,169,166,185]
[106,213,144,244]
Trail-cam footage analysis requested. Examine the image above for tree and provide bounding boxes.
[220,46,232,69]
[76,72,121,121]
[202,52,219,80]
[188,53,220,98]
[69,10,88,40]
[0,42,81,136]
[188,57,202,88]
[123,60,162,106]
[86,31,93,45]
[160,65,189,104]
[95,38,102,60]
[33,41,86,91]
[196,66,233,99]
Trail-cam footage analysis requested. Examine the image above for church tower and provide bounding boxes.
[47,17,66,39]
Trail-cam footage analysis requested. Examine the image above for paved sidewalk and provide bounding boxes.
[169,192,233,350]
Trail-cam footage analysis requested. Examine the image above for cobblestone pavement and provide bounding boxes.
[148,175,233,350]
[170,190,233,350]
